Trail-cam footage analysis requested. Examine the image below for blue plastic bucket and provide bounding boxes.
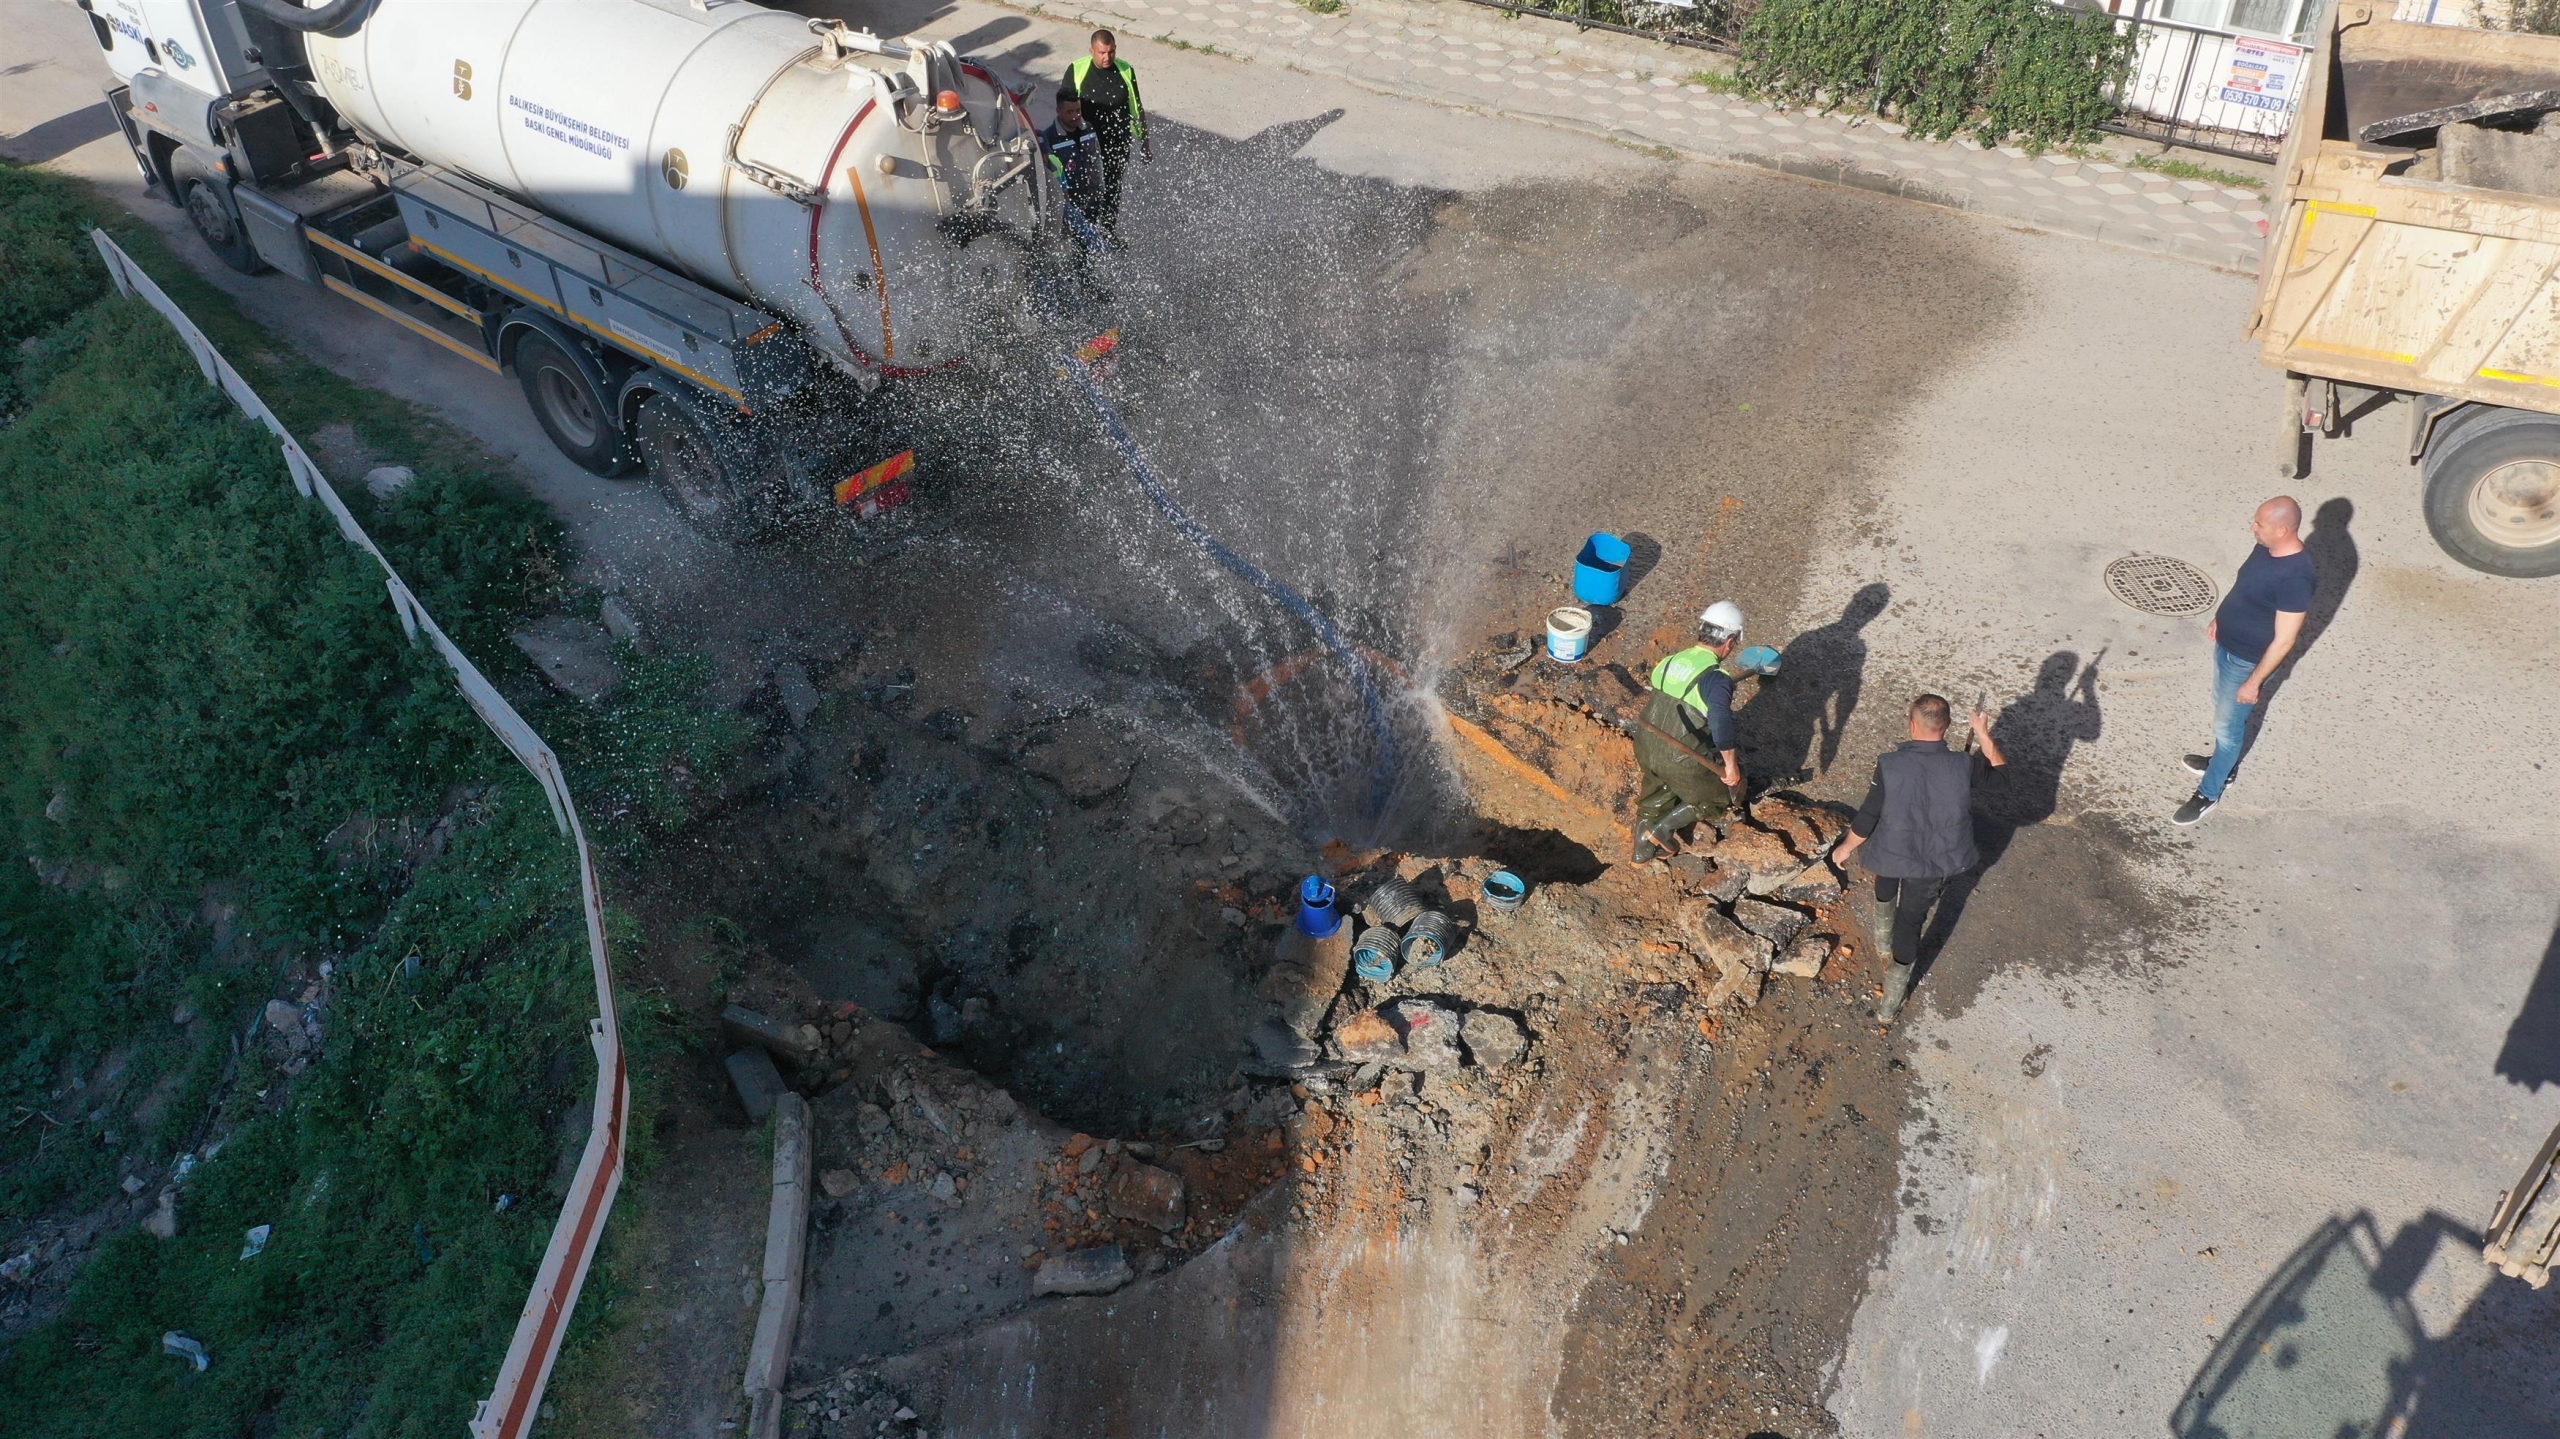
[1482,870,1527,913]
[1296,875,1342,937]
[1573,533,1632,605]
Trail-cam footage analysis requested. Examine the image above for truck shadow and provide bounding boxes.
[2171,1208,2560,1439]
[2496,917,2560,1090]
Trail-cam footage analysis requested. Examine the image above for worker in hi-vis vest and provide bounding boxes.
[1065,30,1147,236]
[1629,601,1753,862]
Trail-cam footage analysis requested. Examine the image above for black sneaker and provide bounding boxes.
[2171,791,2218,826]
[2181,754,2210,776]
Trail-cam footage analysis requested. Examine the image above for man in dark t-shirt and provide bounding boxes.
[2175,495,2317,825]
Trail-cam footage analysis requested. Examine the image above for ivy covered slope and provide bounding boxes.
[0,163,718,1437]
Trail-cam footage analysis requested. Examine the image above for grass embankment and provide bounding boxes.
[0,163,735,1435]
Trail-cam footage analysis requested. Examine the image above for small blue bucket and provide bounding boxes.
[1296,875,1342,937]
[1573,533,1632,606]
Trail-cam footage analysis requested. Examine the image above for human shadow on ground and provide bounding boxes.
[2496,919,2560,1090]
[1739,582,1887,783]
[1908,649,2103,980]
[2172,1208,2560,1438]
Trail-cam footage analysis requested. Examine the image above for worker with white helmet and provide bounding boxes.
[1629,600,1759,862]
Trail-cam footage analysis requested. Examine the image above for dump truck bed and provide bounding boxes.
[2250,8,2560,406]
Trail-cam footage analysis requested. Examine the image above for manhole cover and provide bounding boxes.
[2103,554,2219,617]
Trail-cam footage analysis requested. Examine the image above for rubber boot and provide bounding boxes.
[1631,831,1661,863]
[1647,802,1701,851]
[1877,962,1917,1024]
[1870,899,1899,968]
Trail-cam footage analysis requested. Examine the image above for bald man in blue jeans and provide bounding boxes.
[2174,495,2315,826]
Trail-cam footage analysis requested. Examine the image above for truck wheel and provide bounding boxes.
[170,153,265,276]
[514,332,634,476]
[2422,407,2560,578]
[633,394,769,542]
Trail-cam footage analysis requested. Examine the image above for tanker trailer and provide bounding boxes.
[88,0,1051,538]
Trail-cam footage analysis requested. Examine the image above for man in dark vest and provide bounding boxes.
[1830,694,2006,1024]
[1064,30,1148,236]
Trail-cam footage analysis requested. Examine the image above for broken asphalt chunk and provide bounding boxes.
[722,1005,819,1069]
[726,1048,788,1122]
[1104,1161,1187,1230]
[1733,897,1813,949]
[1032,1244,1133,1297]
[510,616,623,703]
[1460,1009,1530,1071]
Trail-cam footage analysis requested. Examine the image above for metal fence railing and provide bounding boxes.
[87,229,628,1439]
[1451,0,2303,161]
[1455,0,1739,50]
[2100,11,2305,160]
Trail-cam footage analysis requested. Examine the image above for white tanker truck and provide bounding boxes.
[84,0,1052,537]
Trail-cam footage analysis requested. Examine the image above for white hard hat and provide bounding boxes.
[1699,600,1745,638]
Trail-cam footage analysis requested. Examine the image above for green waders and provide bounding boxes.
[1630,688,1733,840]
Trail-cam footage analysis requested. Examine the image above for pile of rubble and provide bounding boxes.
[1255,794,1856,1097]
[1664,796,1855,1006]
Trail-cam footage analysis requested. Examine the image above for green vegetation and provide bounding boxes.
[1737,0,2136,146]
[2127,151,2266,196]
[0,163,731,1434]
[1683,68,1749,96]
[2508,0,2560,34]
[1296,0,1346,14]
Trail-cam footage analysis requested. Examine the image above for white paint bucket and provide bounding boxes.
[1547,605,1593,663]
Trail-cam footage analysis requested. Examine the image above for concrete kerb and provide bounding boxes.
[744,1093,813,1439]
[1003,0,2266,274]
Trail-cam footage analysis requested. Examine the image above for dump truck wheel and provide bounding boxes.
[634,394,771,543]
[171,153,264,276]
[514,331,633,476]
[2423,407,2560,578]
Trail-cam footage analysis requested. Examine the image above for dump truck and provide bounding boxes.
[2249,3,2560,577]
[84,0,1052,538]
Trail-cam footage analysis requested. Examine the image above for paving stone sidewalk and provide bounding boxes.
[1015,0,2274,271]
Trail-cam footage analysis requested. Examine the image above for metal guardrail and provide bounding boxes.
[1451,0,2298,161]
[86,230,628,1439]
